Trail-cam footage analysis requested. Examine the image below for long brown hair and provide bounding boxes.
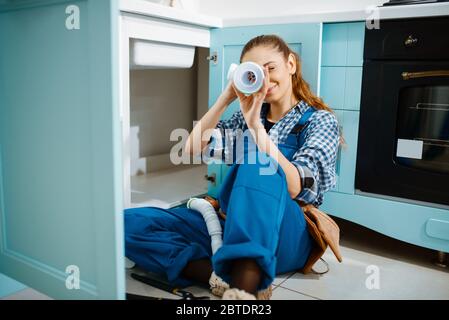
[240,34,333,114]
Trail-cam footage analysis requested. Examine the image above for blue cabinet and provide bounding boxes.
[0,0,124,299]
[320,22,364,112]
[320,22,363,195]
[321,22,364,67]
[329,110,359,194]
[320,67,363,111]
[336,111,359,194]
[319,22,449,254]
[207,23,322,195]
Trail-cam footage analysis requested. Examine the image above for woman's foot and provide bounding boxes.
[209,271,229,297]
[209,272,272,300]
[222,288,257,300]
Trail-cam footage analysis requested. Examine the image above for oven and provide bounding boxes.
[355,16,449,206]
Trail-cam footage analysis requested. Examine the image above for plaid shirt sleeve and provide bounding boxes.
[203,110,246,163]
[291,110,340,207]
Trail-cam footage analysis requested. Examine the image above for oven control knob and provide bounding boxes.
[404,35,418,47]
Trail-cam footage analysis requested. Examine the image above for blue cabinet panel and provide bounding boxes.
[322,23,348,66]
[344,67,363,110]
[0,0,124,299]
[321,67,346,110]
[346,22,365,67]
[321,192,449,253]
[331,110,343,192]
[338,111,359,194]
[320,67,362,111]
[322,22,365,67]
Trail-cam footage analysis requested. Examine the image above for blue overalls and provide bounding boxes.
[124,107,316,290]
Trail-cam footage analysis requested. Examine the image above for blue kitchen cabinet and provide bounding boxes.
[330,110,343,192]
[320,21,364,195]
[208,23,322,190]
[320,22,364,112]
[320,67,363,111]
[320,68,346,110]
[328,110,359,195]
[0,0,124,299]
[322,21,365,67]
[319,22,449,254]
[336,111,359,194]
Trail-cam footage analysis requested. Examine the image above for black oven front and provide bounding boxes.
[355,17,449,206]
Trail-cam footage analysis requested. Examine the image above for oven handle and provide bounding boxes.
[402,70,449,80]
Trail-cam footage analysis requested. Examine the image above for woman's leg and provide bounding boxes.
[212,150,290,292]
[230,259,262,294]
[124,206,218,287]
[275,196,312,275]
[181,259,213,285]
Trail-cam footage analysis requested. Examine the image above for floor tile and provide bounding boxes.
[126,268,219,300]
[281,235,449,300]
[271,286,318,300]
[272,272,295,286]
[1,288,52,300]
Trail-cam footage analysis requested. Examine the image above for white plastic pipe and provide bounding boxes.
[187,198,223,255]
[227,62,265,95]
[130,39,195,69]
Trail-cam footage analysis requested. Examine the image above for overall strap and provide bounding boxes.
[290,107,316,135]
[290,106,316,147]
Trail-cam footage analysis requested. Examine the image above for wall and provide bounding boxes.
[130,68,196,157]
[129,47,209,174]
[196,47,210,119]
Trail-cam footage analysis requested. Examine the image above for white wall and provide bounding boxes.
[129,47,209,174]
[194,0,386,19]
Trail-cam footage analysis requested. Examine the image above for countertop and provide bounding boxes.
[119,0,449,28]
[222,2,449,27]
[119,0,223,28]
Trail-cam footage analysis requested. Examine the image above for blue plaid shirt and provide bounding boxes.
[205,100,340,207]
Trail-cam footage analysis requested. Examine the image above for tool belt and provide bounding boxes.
[203,195,343,274]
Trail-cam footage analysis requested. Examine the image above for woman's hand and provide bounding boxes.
[218,79,238,106]
[234,66,269,129]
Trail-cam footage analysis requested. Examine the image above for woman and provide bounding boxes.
[125,35,340,300]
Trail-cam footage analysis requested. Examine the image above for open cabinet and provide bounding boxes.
[123,42,210,209]
[119,11,216,298]
[120,13,216,211]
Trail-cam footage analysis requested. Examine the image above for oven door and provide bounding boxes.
[356,60,449,206]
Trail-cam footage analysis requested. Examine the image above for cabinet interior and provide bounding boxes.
[126,42,210,209]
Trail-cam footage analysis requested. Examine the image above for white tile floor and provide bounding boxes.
[3,217,449,300]
[125,217,449,300]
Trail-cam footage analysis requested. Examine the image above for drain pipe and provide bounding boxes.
[187,197,223,255]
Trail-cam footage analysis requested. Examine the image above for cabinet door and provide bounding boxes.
[209,23,322,188]
[331,110,344,192]
[333,111,360,194]
[0,0,124,299]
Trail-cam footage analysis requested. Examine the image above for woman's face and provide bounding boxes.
[241,45,296,104]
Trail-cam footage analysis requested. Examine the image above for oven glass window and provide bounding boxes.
[395,85,449,174]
